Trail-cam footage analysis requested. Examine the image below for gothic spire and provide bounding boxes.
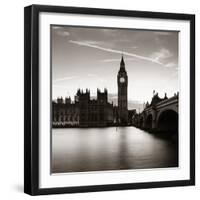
[120,54,125,68]
[119,54,126,72]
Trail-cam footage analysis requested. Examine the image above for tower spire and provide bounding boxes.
[119,54,126,72]
[120,54,125,67]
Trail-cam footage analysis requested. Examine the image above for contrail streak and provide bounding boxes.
[69,40,164,66]
[53,76,79,83]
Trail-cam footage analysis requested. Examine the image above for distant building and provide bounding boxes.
[128,109,137,125]
[52,88,114,127]
[144,92,168,109]
[78,88,114,127]
[52,56,134,127]
[52,97,79,127]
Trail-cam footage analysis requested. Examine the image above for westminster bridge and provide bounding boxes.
[133,93,178,134]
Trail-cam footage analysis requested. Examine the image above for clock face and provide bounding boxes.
[120,77,125,83]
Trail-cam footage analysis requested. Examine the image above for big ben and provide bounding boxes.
[117,55,128,125]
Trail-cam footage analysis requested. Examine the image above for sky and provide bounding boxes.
[51,25,179,110]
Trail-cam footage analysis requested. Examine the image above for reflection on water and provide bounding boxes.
[52,127,178,173]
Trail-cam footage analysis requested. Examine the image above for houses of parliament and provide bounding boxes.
[52,56,135,127]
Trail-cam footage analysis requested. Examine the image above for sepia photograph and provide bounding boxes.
[24,4,195,195]
[51,25,179,174]
[24,5,195,195]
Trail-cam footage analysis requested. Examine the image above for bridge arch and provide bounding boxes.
[157,109,178,134]
[145,114,153,129]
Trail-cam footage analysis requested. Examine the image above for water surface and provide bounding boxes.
[52,127,178,173]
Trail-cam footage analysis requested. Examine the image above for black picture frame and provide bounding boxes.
[24,4,195,195]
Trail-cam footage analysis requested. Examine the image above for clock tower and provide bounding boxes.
[117,55,128,125]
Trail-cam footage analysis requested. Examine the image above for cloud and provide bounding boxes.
[100,29,118,36]
[53,84,68,88]
[87,74,106,82]
[69,40,164,66]
[52,26,62,29]
[57,31,70,37]
[87,73,97,77]
[165,62,177,68]
[53,76,78,83]
[131,46,138,49]
[79,40,101,45]
[52,26,70,37]
[154,31,174,36]
[150,48,172,63]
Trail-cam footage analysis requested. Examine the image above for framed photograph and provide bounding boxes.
[24,4,195,195]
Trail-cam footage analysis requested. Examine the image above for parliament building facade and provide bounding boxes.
[52,56,133,127]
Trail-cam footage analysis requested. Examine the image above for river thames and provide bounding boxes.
[52,126,178,173]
